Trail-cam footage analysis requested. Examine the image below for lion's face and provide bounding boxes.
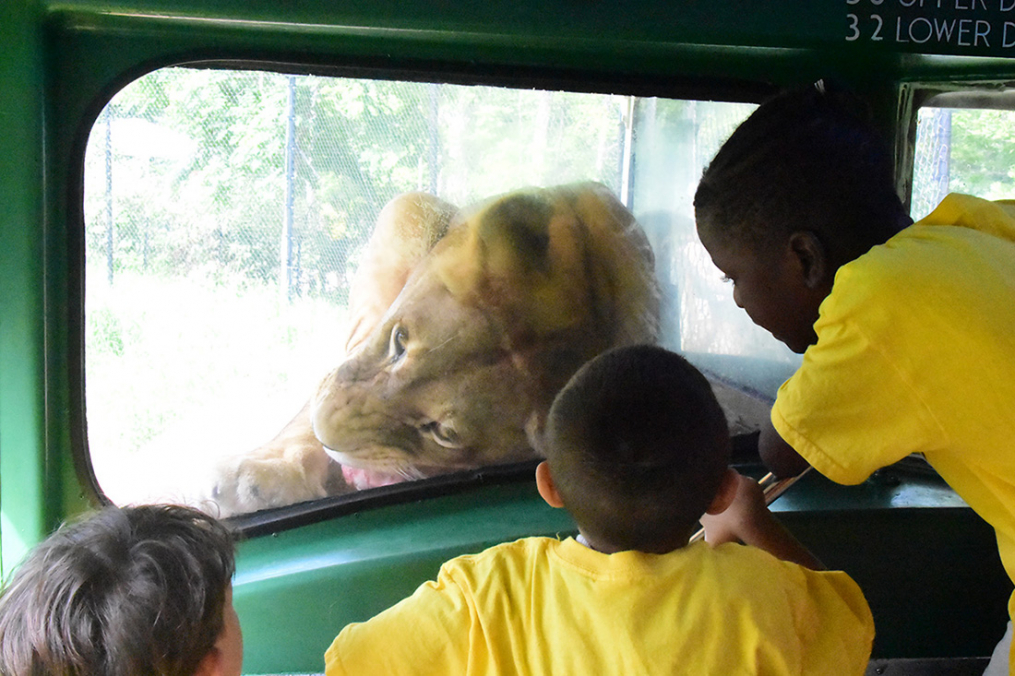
[312,267,540,489]
[311,183,658,490]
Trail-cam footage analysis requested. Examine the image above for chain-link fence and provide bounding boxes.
[914,105,1015,220]
[83,69,634,302]
[82,68,640,509]
[84,67,1015,514]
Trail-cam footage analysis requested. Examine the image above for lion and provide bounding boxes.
[208,182,659,516]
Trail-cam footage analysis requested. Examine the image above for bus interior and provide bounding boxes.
[2,1,1015,673]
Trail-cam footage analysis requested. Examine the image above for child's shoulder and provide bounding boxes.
[705,543,863,611]
[434,536,563,591]
[447,535,560,569]
[705,542,827,587]
[917,193,1015,243]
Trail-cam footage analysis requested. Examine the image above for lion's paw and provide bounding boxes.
[203,454,329,518]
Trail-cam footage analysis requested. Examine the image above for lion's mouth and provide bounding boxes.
[340,464,407,491]
[323,446,416,490]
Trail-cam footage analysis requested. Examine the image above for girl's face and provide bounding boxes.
[697,227,827,354]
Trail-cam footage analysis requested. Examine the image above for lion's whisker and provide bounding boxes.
[426,335,457,354]
[397,466,426,481]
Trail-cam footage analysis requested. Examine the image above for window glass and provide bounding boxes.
[84,67,769,518]
[628,98,800,401]
[913,104,1015,220]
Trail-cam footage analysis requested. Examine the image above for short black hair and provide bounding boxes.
[0,504,236,676]
[694,81,911,265]
[543,345,730,553]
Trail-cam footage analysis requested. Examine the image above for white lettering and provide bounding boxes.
[898,0,918,6]
[958,18,972,44]
[935,17,957,40]
[909,16,934,42]
[955,0,969,9]
[1004,20,1015,45]
[896,16,909,41]
[975,19,991,45]
[893,16,993,46]
[872,13,885,39]
[1002,0,1015,10]
[847,13,861,40]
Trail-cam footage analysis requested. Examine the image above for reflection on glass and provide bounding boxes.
[84,68,786,516]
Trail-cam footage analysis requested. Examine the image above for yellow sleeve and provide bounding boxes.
[773,275,944,485]
[794,568,876,676]
[715,548,874,675]
[919,193,1015,243]
[324,563,474,676]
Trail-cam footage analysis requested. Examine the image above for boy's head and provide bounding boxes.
[538,345,730,554]
[693,81,912,353]
[0,504,241,676]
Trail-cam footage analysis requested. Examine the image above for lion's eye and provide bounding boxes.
[389,324,408,362]
[421,421,461,449]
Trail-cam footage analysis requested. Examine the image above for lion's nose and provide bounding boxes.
[336,361,359,381]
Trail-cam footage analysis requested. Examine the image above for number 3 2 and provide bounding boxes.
[846,13,884,42]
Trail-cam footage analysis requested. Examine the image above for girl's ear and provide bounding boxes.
[535,461,565,508]
[787,231,828,290]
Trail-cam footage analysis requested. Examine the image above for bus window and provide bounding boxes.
[627,98,800,407]
[83,66,762,520]
[913,92,1015,220]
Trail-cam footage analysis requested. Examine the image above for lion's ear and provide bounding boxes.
[524,409,547,455]
[566,183,660,347]
[436,183,658,351]
[436,187,588,347]
[436,190,553,315]
[345,192,457,353]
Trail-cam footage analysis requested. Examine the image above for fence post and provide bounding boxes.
[105,106,114,285]
[281,74,297,302]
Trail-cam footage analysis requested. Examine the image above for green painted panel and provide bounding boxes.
[42,0,1015,59]
[233,481,575,673]
[0,0,50,575]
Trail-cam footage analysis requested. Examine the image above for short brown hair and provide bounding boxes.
[0,504,236,676]
[543,345,730,553]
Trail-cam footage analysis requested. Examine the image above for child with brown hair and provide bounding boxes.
[0,504,242,676]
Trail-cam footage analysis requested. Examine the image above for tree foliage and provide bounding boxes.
[83,68,632,302]
[913,106,1015,218]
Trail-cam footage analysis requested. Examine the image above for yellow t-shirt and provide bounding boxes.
[325,537,873,675]
[772,193,1015,611]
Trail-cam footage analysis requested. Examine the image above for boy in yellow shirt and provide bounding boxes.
[694,81,1015,674]
[326,345,873,675]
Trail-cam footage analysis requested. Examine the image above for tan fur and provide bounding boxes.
[209,183,658,516]
[344,193,457,352]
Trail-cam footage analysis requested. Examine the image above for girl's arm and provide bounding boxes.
[760,417,811,478]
